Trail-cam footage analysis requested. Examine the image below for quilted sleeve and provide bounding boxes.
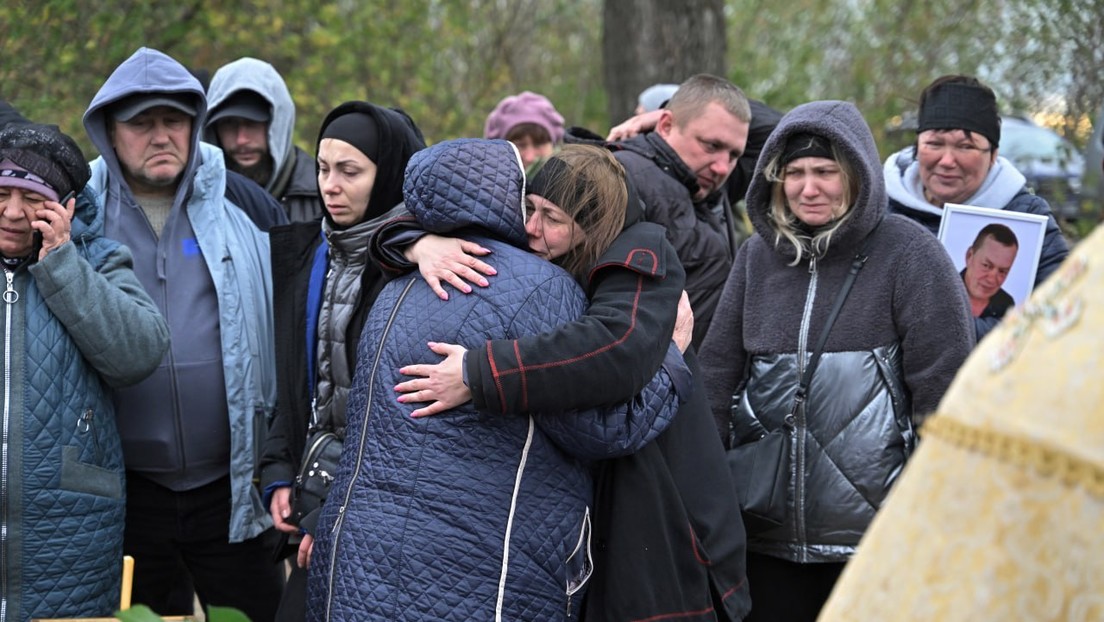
[1018,193,1070,288]
[504,272,683,461]
[30,240,169,388]
[534,343,687,461]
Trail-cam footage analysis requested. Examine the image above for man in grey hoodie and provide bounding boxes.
[82,47,287,620]
[206,57,323,223]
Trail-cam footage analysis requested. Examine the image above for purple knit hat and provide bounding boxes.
[483,91,564,144]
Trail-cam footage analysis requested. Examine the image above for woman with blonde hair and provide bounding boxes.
[700,100,975,620]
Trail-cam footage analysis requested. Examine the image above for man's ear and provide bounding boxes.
[965,247,974,263]
[655,110,676,139]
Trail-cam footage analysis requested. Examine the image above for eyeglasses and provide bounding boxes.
[918,140,992,157]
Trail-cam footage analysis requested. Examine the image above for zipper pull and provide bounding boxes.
[76,409,101,454]
[3,269,18,305]
[332,505,346,534]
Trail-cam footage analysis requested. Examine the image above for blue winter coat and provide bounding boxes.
[1,188,169,621]
[83,47,281,542]
[306,139,684,621]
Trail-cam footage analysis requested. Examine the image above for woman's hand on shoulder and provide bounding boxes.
[404,234,496,300]
[396,341,472,417]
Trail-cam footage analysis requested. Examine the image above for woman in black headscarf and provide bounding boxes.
[257,101,426,622]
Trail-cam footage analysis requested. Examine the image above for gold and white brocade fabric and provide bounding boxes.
[819,225,1104,622]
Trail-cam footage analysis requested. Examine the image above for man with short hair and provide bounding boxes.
[206,57,322,222]
[612,73,751,347]
[962,223,1019,319]
[82,46,286,620]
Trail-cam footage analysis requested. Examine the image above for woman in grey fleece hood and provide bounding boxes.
[699,100,975,621]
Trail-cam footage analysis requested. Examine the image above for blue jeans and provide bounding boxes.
[123,473,284,621]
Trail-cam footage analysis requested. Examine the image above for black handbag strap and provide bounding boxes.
[789,220,881,423]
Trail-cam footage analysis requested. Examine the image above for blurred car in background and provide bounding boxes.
[1081,104,1104,216]
[999,115,1087,221]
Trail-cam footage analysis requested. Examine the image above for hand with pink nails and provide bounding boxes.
[395,341,471,417]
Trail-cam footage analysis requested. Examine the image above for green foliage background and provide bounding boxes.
[1,0,605,157]
[2,0,1101,161]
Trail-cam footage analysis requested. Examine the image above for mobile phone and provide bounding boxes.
[32,190,76,256]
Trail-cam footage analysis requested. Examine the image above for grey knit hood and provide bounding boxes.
[205,57,296,195]
[745,100,886,262]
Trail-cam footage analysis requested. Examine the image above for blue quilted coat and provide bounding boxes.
[306,139,682,621]
[1,188,169,621]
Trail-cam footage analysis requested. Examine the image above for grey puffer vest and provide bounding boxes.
[312,219,374,436]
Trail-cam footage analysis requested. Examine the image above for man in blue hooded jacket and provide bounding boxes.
[82,47,287,620]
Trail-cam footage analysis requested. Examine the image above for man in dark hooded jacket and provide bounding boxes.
[258,100,426,622]
[611,74,751,348]
[206,57,323,223]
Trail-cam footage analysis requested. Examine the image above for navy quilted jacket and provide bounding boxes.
[1,188,169,621]
[306,139,682,621]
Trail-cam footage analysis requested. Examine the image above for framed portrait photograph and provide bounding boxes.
[937,203,1048,320]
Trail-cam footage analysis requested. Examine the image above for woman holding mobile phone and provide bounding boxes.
[0,122,169,620]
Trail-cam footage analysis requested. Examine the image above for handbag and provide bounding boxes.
[288,430,343,527]
[727,423,791,532]
[727,227,878,532]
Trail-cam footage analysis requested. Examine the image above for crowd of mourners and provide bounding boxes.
[0,45,1082,622]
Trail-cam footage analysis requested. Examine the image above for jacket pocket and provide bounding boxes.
[873,349,915,457]
[60,445,122,498]
[564,507,594,617]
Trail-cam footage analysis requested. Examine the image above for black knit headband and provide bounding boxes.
[781,133,835,166]
[918,83,1001,148]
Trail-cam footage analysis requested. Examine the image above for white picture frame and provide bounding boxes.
[936,203,1048,311]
